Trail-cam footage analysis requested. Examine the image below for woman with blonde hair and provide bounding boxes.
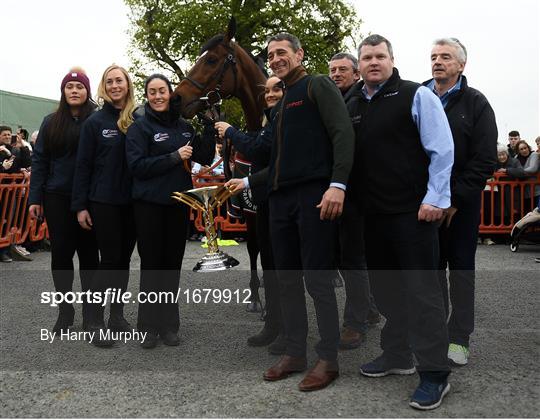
[72,64,138,346]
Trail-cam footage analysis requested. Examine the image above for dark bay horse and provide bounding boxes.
[175,18,268,312]
[175,18,267,131]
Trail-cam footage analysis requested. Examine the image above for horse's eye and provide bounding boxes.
[206,56,218,65]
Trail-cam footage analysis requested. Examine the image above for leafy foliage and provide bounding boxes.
[125,0,363,123]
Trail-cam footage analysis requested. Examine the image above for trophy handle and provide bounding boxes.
[171,192,206,212]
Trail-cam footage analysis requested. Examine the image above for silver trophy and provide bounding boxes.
[172,185,239,272]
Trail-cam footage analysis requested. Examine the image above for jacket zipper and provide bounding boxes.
[272,88,287,190]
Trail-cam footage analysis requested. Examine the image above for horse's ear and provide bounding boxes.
[225,16,236,42]
[256,48,267,64]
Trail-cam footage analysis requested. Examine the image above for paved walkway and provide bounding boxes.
[0,241,538,417]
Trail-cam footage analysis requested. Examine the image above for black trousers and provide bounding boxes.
[365,212,449,375]
[338,199,378,333]
[256,200,281,331]
[269,181,339,361]
[89,201,137,318]
[43,192,99,318]
[133,200,188,334]
[438,194,481,347]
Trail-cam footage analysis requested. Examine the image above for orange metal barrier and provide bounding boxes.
[1,172,538,247]
[480,173,540,234]
[0,173,48,248]
[190,173,247,232]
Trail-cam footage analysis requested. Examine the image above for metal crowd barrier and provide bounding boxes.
[191,172,247,232]
[0,173,48,248]
[1,172,538,248]
[480,173,540,234]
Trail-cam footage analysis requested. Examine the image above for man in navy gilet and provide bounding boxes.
[261,33,355,391]
[347,34,454,410]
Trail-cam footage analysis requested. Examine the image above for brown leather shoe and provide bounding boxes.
[298,359,339,392]
[339,327,364,350]
[263,355,307,381]
[367,312,382,326]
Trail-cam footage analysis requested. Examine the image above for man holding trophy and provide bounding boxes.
[228,32,355,391]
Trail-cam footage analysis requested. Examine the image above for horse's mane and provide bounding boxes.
[200,34,268,78]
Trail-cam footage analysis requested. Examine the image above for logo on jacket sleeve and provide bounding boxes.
[102,129,119,138]
[153,133,170,142]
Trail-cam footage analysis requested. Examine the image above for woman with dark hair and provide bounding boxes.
[215,75,285,353]
[72,64,138,346]
[126,74,215,349]
[505,140,540,213]
[28,68,99,333]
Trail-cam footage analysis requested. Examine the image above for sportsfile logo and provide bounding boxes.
[154,133,170,142]
[102,129,119,138]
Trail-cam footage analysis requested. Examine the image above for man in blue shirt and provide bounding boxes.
[424,38,498,367]
[346,34,454,410]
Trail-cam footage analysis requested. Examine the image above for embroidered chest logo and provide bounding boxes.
[102,129,119,138]
[286,100,304,109]
[351,115,362,124]
[154,133,170,142]
[182,132,192,138]
[383,91,399,98]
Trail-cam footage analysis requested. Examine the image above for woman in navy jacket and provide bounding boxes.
[126,74,215,349]
[72,65,138,346]
[28,68,99,333]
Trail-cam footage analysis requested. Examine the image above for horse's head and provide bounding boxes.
[175,18,239,119]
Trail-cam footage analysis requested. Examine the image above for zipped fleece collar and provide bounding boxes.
[282,65,308,88]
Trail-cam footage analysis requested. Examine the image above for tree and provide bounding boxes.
[125,0,362,84]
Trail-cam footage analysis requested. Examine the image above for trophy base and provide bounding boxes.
[193,251,240,272]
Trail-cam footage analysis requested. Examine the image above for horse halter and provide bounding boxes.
[183,41,239,101]
[181,41,239,180]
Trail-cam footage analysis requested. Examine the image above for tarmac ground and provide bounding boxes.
[0,240,539,417]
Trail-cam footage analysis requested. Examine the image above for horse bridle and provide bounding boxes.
[182,41,239,179]
[182,41,239,104]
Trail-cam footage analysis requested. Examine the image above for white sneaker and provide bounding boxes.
[448,343,469,366]
[483,238,495,245]
[15,245,30,256]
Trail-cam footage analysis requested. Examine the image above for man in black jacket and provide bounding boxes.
[328,52,380,350]
[424,38,498,366]
[507,130,521,158]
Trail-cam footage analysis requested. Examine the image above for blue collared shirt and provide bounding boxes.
[426,76,462,108]
[361,81,386,100]
[361,82,454,209]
